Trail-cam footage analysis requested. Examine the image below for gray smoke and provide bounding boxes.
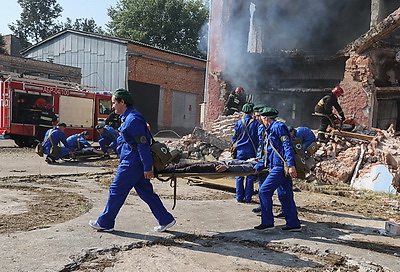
[214,0,371,127]
[219,0,370,90]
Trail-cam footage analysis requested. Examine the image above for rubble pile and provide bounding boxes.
[314,126,400,193]
[165,113,241,161]
[208,112,242,141]
[314,138,361,184]
[166,134,225,161]
[164,113,399,193]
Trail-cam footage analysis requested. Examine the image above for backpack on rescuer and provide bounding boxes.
[35,142,44,157]
[147,123,172,172]
[150,139,172,172]
[123,122,172,172]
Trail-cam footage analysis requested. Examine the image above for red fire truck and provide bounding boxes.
[0,73,112,147]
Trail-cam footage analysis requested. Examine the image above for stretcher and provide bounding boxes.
[63,148,111,162]
[156,170,269,210]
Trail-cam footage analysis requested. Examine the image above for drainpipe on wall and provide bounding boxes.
[202,0,214,129]
[125,51,129,91]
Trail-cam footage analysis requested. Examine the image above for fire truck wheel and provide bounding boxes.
[13,136,35,148]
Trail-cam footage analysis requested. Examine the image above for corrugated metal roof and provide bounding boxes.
[21,28,206,61]
[23,31,127,92]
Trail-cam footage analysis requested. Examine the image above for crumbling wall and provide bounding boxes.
[205,71,229,131]
[340,54,376,127]
[204,0,228,130]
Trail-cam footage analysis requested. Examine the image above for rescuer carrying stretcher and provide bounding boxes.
[314,86,345,142]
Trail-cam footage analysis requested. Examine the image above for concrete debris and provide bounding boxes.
[165,113,241,161]
[383,199,400,210]
[165,112,400,194]
[192,127,230,150]
[313,126,400,194]
[352,164,397,194]
[385,219,400,236]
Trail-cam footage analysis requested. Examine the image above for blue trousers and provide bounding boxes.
[97,161,174,229]
[99,138,117,153]
[235,150,255,203]
[259,166,300,228]
[44,146,71,160]
[236,175,256,203]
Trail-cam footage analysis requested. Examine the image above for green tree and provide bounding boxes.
[107,0,209,57]
[0,34,6,54]
[61,18,105,34]
[9,0,63,48]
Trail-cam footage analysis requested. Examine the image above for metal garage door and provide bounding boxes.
[171,90,197,134]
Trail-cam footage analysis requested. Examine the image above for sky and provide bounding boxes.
[0,0,119,35]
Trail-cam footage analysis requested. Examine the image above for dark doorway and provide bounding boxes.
[128,80,160,133]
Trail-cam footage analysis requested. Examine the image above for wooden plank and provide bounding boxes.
[340,7,400,54]
[331,130,375,142]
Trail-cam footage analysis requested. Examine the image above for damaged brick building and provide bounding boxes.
[205,0,400,132]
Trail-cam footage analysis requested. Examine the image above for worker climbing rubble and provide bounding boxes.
[314,86,345,142]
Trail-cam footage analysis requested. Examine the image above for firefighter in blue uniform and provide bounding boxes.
[95,124,119,155]
[254,107,301,231]
[231,103,259,203]
[66,131,92,151]
[252,104,267,213]
[89,88,175,232]
[42,122,72,163]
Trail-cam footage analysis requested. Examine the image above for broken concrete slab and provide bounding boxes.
[192,127,230,150]
[352,164,397,194]
[385,220,400,236]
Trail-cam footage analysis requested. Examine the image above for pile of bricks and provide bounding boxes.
[208,112,242,141]
[165,113,241,161]
[313,125,400,194]
[165,111,400,195]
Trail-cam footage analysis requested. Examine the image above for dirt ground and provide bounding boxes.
[0,140,399,272]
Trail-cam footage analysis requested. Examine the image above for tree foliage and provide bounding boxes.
[9,0,104,48]
[9,0,63,48]
[107,0,209,58]
[61,18,104,34]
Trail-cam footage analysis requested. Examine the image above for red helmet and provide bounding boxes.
[235,86,244,94]
[332,86,344,96]
[35,98,47,108]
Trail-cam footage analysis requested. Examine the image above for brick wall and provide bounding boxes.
[204,0,228,130]
[340,54,376,127]
[3,35,22,57]
[126,43,206,128]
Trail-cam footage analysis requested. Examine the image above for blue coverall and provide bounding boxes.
[231,115,259,203]
[256,123,266,189]
[96,106,174,229]
[66,133,92,151]
[42,127,71,160]
[255,120,301,228]
[98,126,119,153]
[292,127,316,154]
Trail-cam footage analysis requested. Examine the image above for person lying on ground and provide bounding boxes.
[160,159,259,174]
[71,147,105,159]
